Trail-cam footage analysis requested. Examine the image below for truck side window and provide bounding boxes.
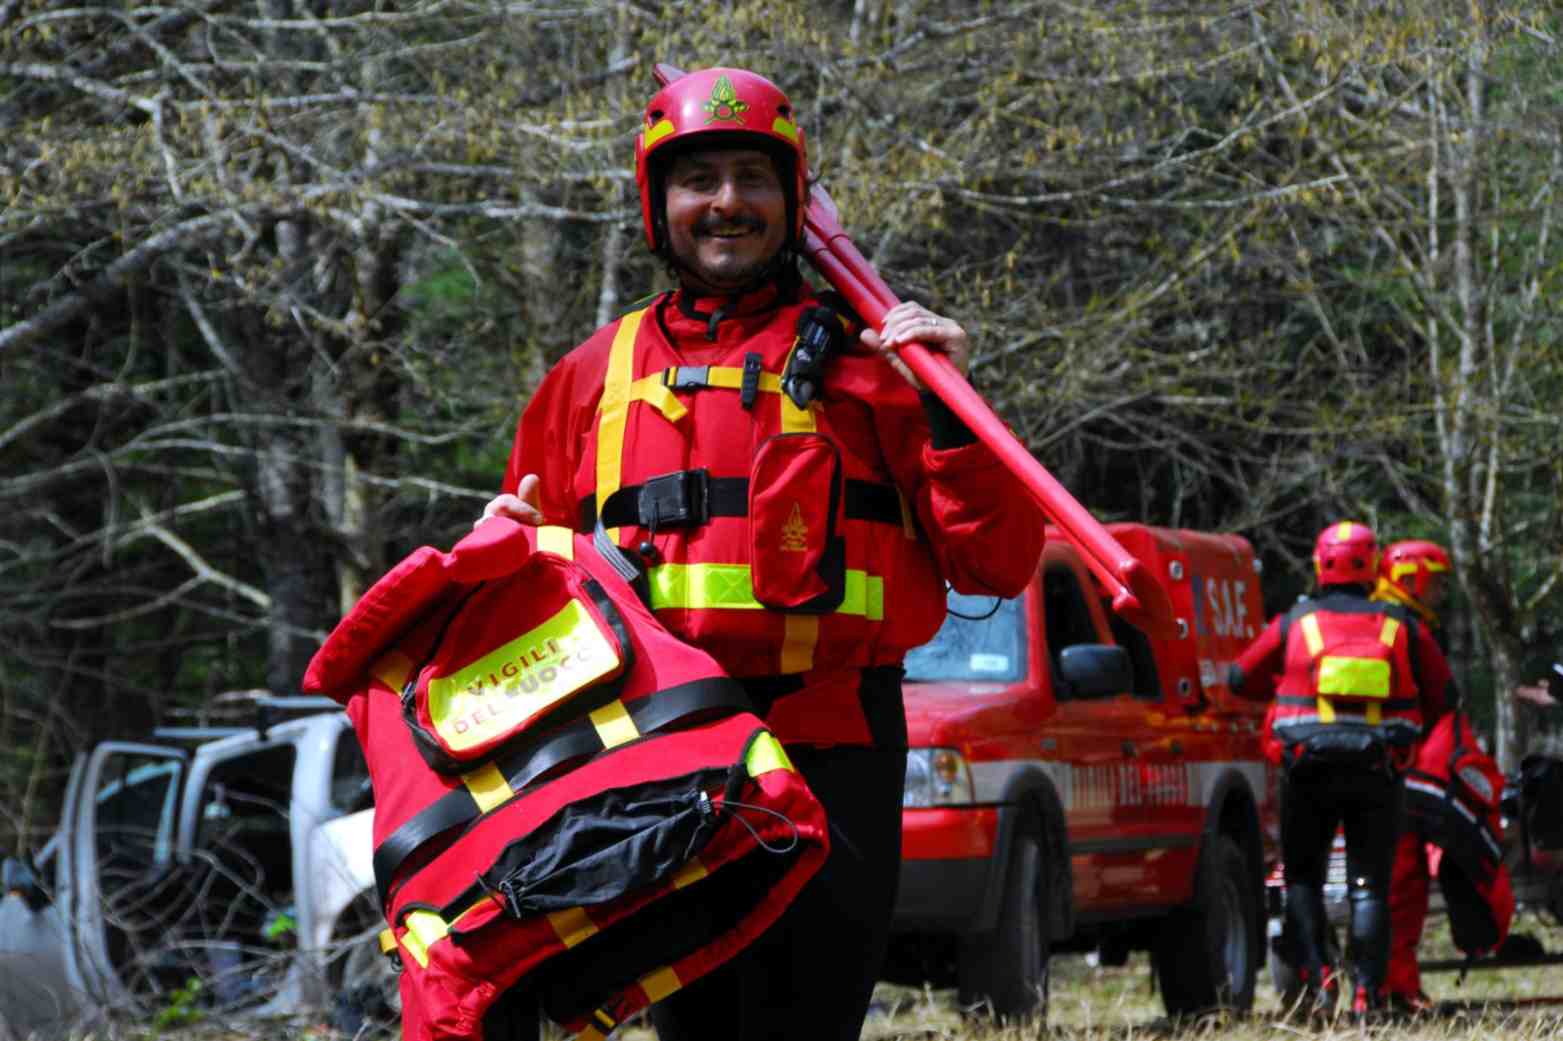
[1043,565,1100,700]
[1108,613,1162,700]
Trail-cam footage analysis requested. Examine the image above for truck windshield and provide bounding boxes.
[904,592,1026,683]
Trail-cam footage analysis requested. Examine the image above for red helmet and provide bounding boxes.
[634,67,809,253]
[1313,521,1379,587]
[1380,539,1451,606]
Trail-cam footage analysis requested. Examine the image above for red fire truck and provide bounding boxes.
[889,524,1280,1021]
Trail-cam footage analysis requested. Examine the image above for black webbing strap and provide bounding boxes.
[578,473,903,532]
[373,677,751,907]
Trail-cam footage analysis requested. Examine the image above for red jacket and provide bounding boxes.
[504,282,1046,745]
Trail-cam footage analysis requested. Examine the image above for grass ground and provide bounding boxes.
[128,910,1563,1041]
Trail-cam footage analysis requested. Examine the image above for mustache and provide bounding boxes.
[695,215,766,235]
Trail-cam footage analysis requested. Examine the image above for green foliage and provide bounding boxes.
[150,977,205,1033]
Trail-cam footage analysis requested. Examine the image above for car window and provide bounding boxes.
[1042,564,1105,701]
[93,756,182,882]
[905,591,1026,683]
[328,728,372,815]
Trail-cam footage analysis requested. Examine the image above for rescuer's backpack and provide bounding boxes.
[1403,711,1514,958]
[303,518,828,1041]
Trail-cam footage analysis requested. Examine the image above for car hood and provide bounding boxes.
[902,678,1041,749]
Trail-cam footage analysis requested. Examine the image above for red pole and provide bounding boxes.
[650,64,1176,637]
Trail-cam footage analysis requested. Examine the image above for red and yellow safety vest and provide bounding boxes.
[574,300,939,678]
[303,519,828,1040]
[1271,595,1425,750]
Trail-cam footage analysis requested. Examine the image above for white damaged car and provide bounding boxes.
[0,696,393,1037]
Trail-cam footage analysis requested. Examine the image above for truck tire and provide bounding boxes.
[957,827,1050,1022]
[1153,835,1258,1016]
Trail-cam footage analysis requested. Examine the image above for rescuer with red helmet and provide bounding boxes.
[1231,521,1454,1017]
[1374,539,1455,1012]
[480,66,1046,1040]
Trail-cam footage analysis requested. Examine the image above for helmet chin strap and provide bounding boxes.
[667,250,801,339]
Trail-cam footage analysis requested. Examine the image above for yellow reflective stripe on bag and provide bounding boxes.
[425,597,623,755]
[645,563,884,620]
[745,731,795,777]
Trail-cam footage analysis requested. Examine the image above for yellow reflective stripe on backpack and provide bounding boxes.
[398,910,450,968]
[640,965,682,1003]
[537,524,574,558]
[1317,656,1392,699]
[645,563,884,620]
[745,731,795,777]
[589,698,640,748]
[671,857,709,889]
[547,906,599,948]
[461,761,514,814]
[595,309,648,542]
[1299,614,1325,657]
[370,650,415,693]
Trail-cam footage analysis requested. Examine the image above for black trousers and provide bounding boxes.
[648,740,908,1041]
[1280,760,1403,996]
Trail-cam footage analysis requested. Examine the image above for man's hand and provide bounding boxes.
[477,473,543,527]
[1515,682,1560,709]
[859,301,971,391]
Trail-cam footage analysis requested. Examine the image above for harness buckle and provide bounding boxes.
[637,469,710,529]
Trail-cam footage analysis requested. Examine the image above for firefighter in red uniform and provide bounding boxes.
[480,66,1045,1041]
[1231,522,1453,1016]
[1374,540,1454,1012]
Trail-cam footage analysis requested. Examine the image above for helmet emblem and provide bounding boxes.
[703,75,750,124]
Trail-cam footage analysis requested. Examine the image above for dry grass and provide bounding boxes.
[109,911,1563,1041]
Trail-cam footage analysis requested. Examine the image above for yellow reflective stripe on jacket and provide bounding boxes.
[627,375,688,422]
[595,310,647,542]
[1379,616,1401,647]
[646,563,885,620]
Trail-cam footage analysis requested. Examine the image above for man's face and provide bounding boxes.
[1421,571,1447,609]
[662,147,788,294]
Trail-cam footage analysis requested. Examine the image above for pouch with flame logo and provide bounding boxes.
[748,432,844,612]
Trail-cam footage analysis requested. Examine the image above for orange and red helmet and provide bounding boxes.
[1313,521,1379,587]
[1379,539,1452,606]
[634,67,809,254]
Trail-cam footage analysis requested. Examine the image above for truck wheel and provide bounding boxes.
[957,827,1050,1022]
[1153,835,1257,1016]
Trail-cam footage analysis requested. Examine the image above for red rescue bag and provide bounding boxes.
[1403,711,1514,958]
[304,519,829,1040]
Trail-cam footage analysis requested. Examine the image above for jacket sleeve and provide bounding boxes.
[1228,615,1285,701]
[501,337,605,528]
[868,377,1045,599]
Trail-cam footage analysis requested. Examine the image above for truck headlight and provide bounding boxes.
[903,748,974,807]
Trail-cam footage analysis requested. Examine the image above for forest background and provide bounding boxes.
[2,0,1561,859]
